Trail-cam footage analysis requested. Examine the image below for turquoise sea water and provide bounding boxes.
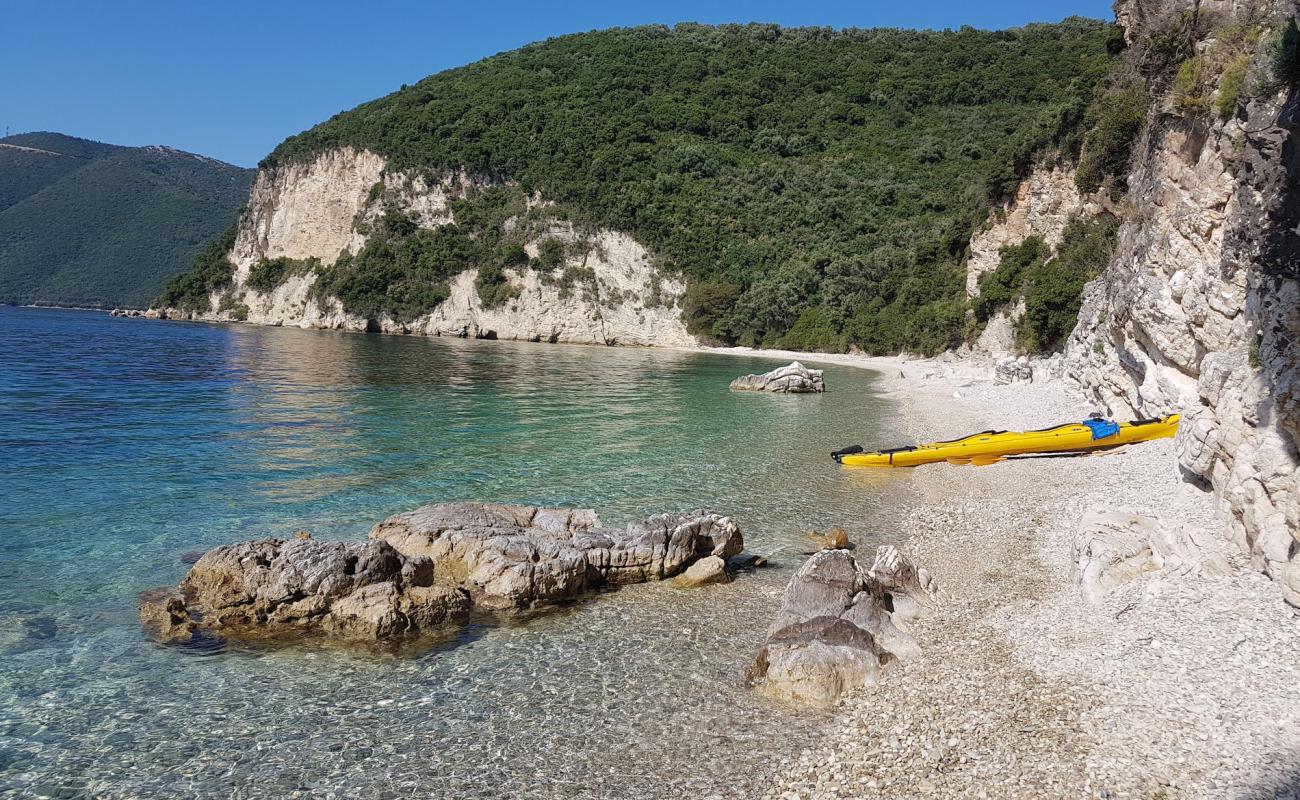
[0,306,900,799]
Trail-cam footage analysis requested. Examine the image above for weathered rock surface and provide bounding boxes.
[993,356,1034,385]
[140,538,470,643]
[153,147,694,347]
[371,502,742,610]
[747,546,935,706]
[965,166,1100,300]
[142,503,742,645]
[1072,509,1231,604]
[729,361,826,393]
[1063,0,1300,604]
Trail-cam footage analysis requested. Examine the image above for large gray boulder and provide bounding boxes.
[747,546,935,706]
[371,502,743,611]
[729,361,826,393]
[139,538,470,644]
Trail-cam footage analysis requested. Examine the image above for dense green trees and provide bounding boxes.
[260,20,1118,353]
[0,133,252,308]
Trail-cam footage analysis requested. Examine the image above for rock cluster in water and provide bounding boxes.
[141,502,742,645]
[371,503,743,611]
[729,361,826,393]
[747,545,935,706]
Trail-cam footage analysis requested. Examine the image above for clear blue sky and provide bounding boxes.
[2,0,1113,168]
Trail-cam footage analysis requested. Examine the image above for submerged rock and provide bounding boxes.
[805,526,851,551]
[140,538,470,644]
[371,502,742,610]
[729,361,826,393]
[747,546,935,706]
[674,555,731,588]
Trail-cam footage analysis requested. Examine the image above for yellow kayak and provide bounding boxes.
[833,414,1180,468]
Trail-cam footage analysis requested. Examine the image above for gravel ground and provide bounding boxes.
[727,349,1300,800]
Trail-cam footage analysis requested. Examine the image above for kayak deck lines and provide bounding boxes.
[833,414,1180,468]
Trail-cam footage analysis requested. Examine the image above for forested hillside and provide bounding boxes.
[0,133,252,308]
[260,20,1122,352]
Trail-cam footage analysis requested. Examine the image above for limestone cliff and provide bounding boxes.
[1065,0,1300,603]
[965,166,1105,355]
[164,147,694,348]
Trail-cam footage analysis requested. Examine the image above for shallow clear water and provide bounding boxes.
[0,306,901,798]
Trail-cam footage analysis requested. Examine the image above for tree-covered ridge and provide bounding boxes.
[0,133,253,309]
[261,20,1120,353]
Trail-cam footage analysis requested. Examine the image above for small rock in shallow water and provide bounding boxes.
[674,555,730,588]
[729,361,826,393]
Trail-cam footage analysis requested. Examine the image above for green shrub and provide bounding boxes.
[247,256,318,293]
[538,238,566,270]
[1217,53,1252,116]
[681,280,741,338]
[475,263,521,308]
[154,226,239,311]
[775,307,846,352]
[1075,82,1148,194]
[1270,17,1300,87]
[972,237,1049,321]
[311,185,529,321]
[1173,56,1216,116]
[1017,215,1118,352]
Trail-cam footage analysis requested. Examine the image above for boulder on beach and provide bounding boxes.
[139,538,471,644]
[729,361,826,393]
[371,502,743,610]
[747,545,936,706]
[993,356,1033,385]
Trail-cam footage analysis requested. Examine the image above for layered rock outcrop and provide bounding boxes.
[747,546,936,706]
[141,503,742,645]
[1065,0,1300,603]
[371,502,742,610]
[1072,510,1231,604]
[159,148,694,347]
[729,361,826,393]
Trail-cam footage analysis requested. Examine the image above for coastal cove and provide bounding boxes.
[0,306,902,798]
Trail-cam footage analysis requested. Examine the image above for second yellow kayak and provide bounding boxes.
[833,414,1180,468]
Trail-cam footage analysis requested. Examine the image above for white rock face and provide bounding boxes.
[171,147,694,348]
[965,166,1100,299]
[229,148,388,283]
[1072,510,1229,604]
[1064,2,1300,604]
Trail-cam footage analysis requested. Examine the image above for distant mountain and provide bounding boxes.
[0,132,253,308]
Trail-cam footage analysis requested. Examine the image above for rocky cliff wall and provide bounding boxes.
[171,148,694,348]
[1066,0,1300,603]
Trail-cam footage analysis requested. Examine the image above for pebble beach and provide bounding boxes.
[718,348,1300,800]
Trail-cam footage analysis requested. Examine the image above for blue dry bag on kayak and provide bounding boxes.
[1082,418,1120,440]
